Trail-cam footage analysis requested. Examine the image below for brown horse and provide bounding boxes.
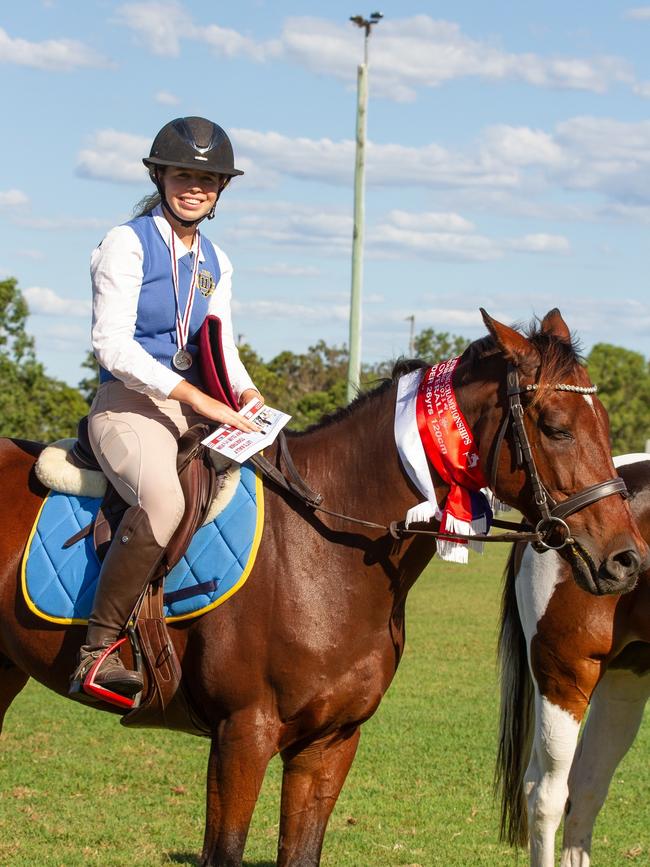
[0,309,646,867]
[496,454,650,867]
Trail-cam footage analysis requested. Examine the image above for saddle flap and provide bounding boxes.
[81,423,219,571]
[164,427,220,572]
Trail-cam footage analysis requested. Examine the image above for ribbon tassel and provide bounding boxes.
[395,360,494,564]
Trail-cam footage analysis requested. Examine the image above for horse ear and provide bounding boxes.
[540,308,571,342]
[480,308,541,374]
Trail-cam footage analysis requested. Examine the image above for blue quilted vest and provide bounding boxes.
[99,213,221,389]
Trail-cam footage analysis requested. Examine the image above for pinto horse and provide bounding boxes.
[496,454,650,867]
[0,309,646,867]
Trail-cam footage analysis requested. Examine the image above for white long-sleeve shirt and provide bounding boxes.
[91,205,255,401]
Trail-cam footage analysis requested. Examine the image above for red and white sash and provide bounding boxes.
[394,359,494,563]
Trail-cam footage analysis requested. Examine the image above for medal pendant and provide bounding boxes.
[173,349,193,371]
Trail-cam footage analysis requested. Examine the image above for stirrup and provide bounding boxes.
[82,637,140,710]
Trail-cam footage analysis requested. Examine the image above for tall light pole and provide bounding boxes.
[405,314,415,357]
[346,11,383,403]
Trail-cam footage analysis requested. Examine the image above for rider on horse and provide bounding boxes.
[69,117,262,701]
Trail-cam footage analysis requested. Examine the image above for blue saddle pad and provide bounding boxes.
[22,465,263,623]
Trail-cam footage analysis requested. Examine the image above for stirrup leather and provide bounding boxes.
[82,637,139,709]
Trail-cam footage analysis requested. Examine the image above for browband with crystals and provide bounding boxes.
[524,383,598,394]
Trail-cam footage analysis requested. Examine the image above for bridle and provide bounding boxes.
[249,364,628,552]
[486,364,628,551]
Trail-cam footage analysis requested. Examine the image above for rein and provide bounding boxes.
[250,364,628,551]
[250,440,538,543]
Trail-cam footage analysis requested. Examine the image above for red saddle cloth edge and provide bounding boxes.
[199,315,239,410]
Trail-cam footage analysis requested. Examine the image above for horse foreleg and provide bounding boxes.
[0,657,29,734]
[526,693,582,867]
[276,727,360,867]
[200,711,276,867]
[561,669,650,867]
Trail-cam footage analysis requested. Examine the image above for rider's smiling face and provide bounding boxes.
[162,167,222,223]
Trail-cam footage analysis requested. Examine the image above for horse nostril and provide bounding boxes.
[606,548,642,580]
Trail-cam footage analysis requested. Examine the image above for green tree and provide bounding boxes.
[0,278,88,441]
[0,277,36,363]
[413,329,470,364]
[238,330,473,430]
[586,343,650,454]
[78,349,100,406]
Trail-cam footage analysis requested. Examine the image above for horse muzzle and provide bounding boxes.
[564,536,643,596]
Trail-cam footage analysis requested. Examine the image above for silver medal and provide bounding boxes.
[173,349,193,371]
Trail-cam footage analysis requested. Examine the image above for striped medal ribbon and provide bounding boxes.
[170,229,201,371]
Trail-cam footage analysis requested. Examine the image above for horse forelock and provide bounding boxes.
[459,322,585,405]
[527,322,584,391]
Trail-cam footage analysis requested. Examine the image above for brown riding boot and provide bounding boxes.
[68,505,167,701]
[69,638,144,699]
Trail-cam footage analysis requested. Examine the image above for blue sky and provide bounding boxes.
[2,1,650,389]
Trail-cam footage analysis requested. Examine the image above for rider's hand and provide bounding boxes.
[170,381,260,433]
[239,388,265,408]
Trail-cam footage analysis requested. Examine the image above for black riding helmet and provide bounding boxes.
[143,117,244,227]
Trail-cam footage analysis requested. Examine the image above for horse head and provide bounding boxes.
[462,307,648,595]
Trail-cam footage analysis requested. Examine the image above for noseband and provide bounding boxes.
[489,365,628,551]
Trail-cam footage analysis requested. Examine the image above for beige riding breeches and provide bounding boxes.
[88,380,207,546]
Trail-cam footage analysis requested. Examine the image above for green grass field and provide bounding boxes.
[1,542,649,866]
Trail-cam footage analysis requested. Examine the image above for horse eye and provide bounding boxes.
[541,422,573,441]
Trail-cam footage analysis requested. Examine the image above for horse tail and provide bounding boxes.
[494,542,534,848]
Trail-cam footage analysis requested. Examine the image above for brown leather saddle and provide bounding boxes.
[66,417,220,571]
[65,416,220,735]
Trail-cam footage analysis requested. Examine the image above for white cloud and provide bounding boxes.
[0,189,29,207]
[625,6,650,19]
[115,7,636,101]
[228,208,352,249]
[248,263,321,278]
[74,115,650,221]
[116,1,280,60]
[0,26,109,71]
[370,217,501,262]
[154,90,180,105]
[115,1,188,56]
[231,128,521,191]
[227,202,568,263]
[506,233,570,254]
[76,130,150,184]
[16,248,45,261]
[233,129,354,186]
[196,22,281,61]
[13,216,112,231]
[24,286,91,317]
[385,209,475,233]
[481,126,566,168]
[234,299,350,322]
[551,116,650,202]
[283,16,633,100]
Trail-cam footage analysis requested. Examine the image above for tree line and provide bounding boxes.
[2,277,649,454]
